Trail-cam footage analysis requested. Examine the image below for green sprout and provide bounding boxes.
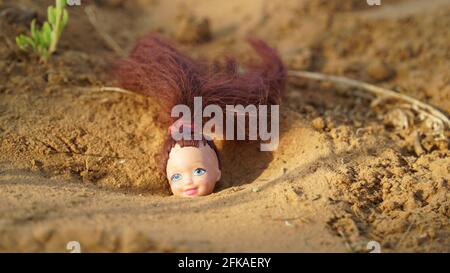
[15,0,69,61]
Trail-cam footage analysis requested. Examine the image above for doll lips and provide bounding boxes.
[184,187,198,196]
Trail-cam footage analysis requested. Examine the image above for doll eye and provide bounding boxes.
[193,168,206,176]
[170,173,182,182]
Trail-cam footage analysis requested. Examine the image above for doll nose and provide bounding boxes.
[184,177,194,185]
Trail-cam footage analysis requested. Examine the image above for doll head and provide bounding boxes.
[162,137,221,197]
[114,34,285,197]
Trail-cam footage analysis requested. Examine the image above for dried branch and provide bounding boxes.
[84,5,125,57]
[287,70,450,130]
[78,86,135,95]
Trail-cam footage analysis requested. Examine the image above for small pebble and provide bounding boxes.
[311,117,325,130]
[32,226,55,244]
[367,60,395,82]
[312,194,321,201]
[175,15,211,44]
[252,187,260,193]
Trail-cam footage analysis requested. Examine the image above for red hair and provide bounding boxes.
[114,34,286,173]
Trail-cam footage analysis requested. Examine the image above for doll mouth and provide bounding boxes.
[184,187,199,196]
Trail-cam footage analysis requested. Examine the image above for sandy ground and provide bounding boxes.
[0,0,449,252]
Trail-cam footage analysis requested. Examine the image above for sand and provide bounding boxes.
[0,0,448,252]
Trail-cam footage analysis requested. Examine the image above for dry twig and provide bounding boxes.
[79,86,135,95]
[288,70,449,136]
[84,5,125,57]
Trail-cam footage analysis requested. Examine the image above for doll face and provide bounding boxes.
[166,142,221,197]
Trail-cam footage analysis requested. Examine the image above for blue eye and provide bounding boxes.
[193,168,206,176]
[171,173,182,182]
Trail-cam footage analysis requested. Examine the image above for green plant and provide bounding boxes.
[16,0,69,61]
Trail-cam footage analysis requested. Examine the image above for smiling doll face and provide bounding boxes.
[166,142,221,197]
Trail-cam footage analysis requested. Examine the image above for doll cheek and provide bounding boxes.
[169,183,179,192]
[199,176,217,191]
[200,182,215,195]
[171,184,188,196]
[170,180,186,192]
[194,174,212,185]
